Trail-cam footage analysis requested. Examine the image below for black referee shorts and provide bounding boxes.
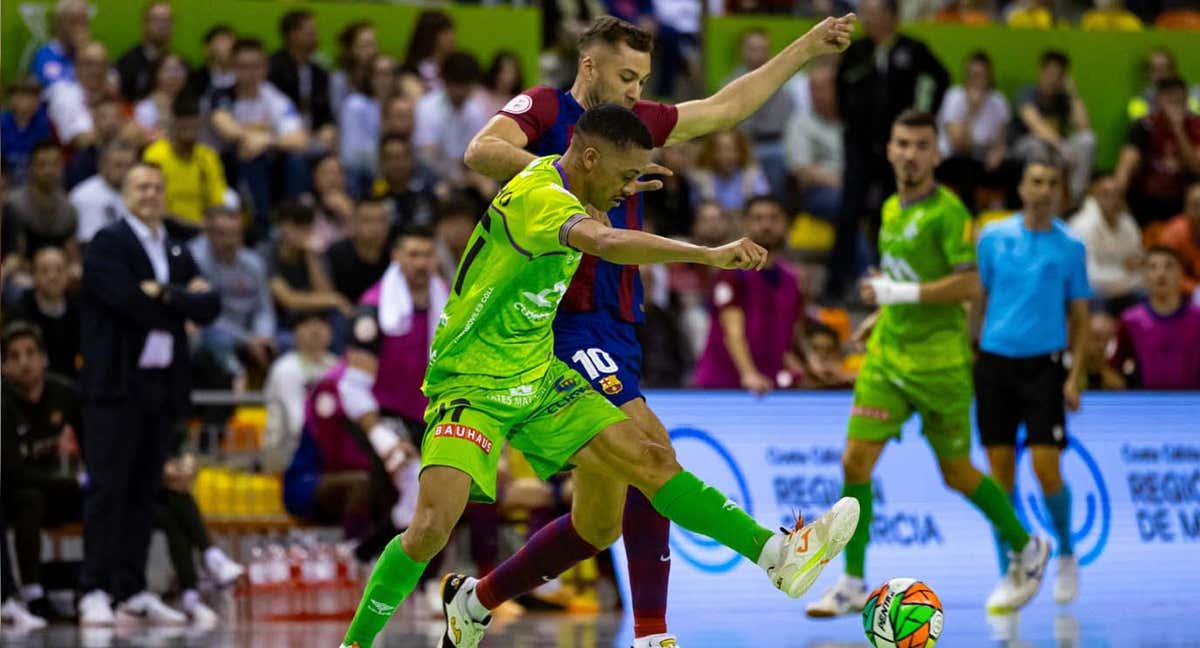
[975,350,1068,449]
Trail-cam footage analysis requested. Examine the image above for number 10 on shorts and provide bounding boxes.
[571,348,617,379]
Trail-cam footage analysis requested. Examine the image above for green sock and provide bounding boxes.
[842,482,873,579]
[343,536,428,647]
[650,471,775,562]
[969,476,1030,552]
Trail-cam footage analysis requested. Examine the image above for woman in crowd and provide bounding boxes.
[134,54,190,142]
[480,51,525,116]
[399,10,456,96]
[330,21,378,114]
[339,54,399,198]
[689,130,770,213]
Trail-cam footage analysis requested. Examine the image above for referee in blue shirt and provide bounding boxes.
[975,144,1091,610]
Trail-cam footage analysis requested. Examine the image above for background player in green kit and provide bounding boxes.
[340,105,861,648]
[805,110,1051,618]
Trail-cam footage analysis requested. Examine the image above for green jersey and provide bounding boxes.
[869,185,976,373]
[425,155,587,392]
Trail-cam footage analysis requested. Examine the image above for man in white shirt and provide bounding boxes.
[70,141,136,244]
[413,51,489,186]
[785,60,844,222]
[1069,174,1144,315]
[211,38,311,242]
[44,41,113,149]
[261,312,337,473]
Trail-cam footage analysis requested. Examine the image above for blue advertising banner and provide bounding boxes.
[611,392,1200,644]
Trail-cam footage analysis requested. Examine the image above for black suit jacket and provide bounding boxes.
[80,219,220,414]
[268,51,334,130]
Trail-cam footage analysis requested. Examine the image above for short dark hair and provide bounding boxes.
[436,191,481,224]
[1146,245,1183,267]
[1155,76,1188,96]
[100,139,137,161]
[741,26,769,42]
[578,16,654,54]
[2,321,45,356]
[805,320,840,343]
[31,140,61,159]
[440,51,482,85]
[1022,140,1066,176]
[1040,50,1069,69]
[204,204,240,222]
[280,10,313,39]
[172,92,201,118]
[379,133,411,155]
[276,200,315,226]
[575,104,652,150]
[288,309,331,330]
[357,197,389,212]
[395,224,436,246]
[9,78,41,97]
[893,109,938,133]
[745,195,786,215]
[204,24,234,44]
[233,38,265,56]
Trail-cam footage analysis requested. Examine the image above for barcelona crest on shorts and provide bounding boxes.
[599,375,623,395]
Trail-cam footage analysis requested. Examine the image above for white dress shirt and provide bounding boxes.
[125,213,174,368]
[70,175,125,242]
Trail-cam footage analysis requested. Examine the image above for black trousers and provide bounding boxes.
[2,476,82,589]
[1,504,16,600]
[80,371,174,603]
[156,489,211,591]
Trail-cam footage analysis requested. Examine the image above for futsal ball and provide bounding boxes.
[862,578,944,648]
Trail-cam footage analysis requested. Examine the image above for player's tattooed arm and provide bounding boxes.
[566,216,768,269]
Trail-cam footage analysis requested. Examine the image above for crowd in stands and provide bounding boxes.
[1,0,1199,632]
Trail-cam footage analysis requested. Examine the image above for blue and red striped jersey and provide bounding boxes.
[498,86,679,324]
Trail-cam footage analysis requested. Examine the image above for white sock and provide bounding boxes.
[465,585,490,622]
[756,534,785,571]
[532,578,562,597]
[19,584,44,602]
[181,589,201,611]
[841,574,865,590]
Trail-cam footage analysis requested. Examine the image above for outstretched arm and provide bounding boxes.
[464,115,538,182]
[566,216,766,268]
[666,15,855,146]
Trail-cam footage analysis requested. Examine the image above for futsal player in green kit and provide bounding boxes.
[805,110,1051,618]
[340,105,861,648]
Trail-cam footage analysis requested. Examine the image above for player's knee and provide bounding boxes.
[842,448,873,484]
[1031,452,1063,491]
[939,461,978,494]
[573,515,622,549]
[635,442,681,490]
[401,505,457,561]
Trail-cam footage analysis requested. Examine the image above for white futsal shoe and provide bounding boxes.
[805,574,869,618]
[632,633,680,648]
[763,497,860,599]
[439,573,490,647]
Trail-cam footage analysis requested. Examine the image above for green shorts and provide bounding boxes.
[421,359,628,502]
[847,354,973,459]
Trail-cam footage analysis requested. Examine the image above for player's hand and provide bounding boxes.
[707,237,768,270]
[1063,377,1081,412]
[187,277,212,293]
[630,163,674,196]
[858,267,880,306]
[140,280,162,298]
[741,370,774,396]
[801,13,856,58]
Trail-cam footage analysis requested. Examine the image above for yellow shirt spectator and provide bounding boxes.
[142,138,228,225]
[1007,6,1054,28]
[1081,8,1143,30]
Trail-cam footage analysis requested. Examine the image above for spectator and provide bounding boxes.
[1081,312,1126,390]
[262,312,337,473]
[432,191,480,281]
[412,51,489,185]
[326,199,392,303]
[936,51,1011,211]
[71,140,136,244]
[188,205,277,384]
[0,500,47,630]
[400,10,457,94]
[269,10,336,153]
[381,95,416,141]
[44,41,114,149]
[727,28,794,200]
[1006,0,1055,27]
[0,322,83,622]
[5,142,78,258]
[63,94,132,191]
[1,81,53,186]
[694,196,804,393]
[650,0,703,99]
[330,22,379,115]
[10,247,81,378]
[1013,51,1096,206]
[1069,175,1143,315]
[340,54,399,198]
[1126,48,1199,120]
[115,1,174,101]
[133,54,189,142]
[268,201,352,338]
[143,93,229,230]
[29,0,91,87]
[1113,247,1200,389]
[785,58,843,222]
[1114,77,1200,225]
[1081,0,1144,30]
[788,320,855,389]
[480,51,526,116]
[644,142,700,238]
[829,0,948,299]
[189,25,236,109]
[211,38,310,241]
[0,172,26,297]
[373,135,437,228]
[1152,181,1200,294]
[77,162,219,626]
[689,130,770,212]
[304,155,354,252]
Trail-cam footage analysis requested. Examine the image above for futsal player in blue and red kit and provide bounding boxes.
[458,15,856,647]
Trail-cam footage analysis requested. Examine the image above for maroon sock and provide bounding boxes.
[466,503,500,575]
[475,513,598,609]
[623,487,671,637]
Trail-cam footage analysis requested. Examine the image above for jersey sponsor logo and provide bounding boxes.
[554,375,579,392]
[433,423,494,454]
[314,391,338,419]
[353,315,379,345]
[599,375,623,395]
[851,404,891,421]
[488,385,536,406]
[367,599,396,615]
[503,94,533,115]
[545,384,588,415]
[713,282,734,307]
[880,253,919,282]
[515,282,568,321]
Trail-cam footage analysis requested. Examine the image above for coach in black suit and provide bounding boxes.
[77,162,220,624]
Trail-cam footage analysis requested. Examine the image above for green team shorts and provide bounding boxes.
[421,359,628,502]
[847,354,973,459]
